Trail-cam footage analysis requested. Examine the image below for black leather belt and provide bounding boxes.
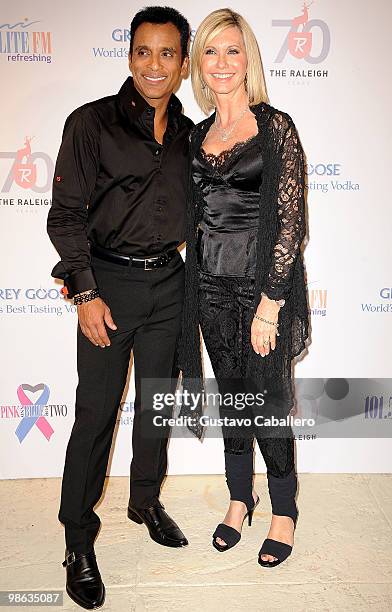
[90,244,177,270]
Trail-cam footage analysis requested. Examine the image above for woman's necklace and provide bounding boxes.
[213,107,249,142]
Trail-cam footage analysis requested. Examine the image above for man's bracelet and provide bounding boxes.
[73,289,100,305]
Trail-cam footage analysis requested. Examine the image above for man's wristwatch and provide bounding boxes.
[260,292,285,308]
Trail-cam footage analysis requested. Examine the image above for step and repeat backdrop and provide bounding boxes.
[1,0,391,478]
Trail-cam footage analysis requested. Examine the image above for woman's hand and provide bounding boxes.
[251,295,281,357]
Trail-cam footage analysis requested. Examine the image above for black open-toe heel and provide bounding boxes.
[213,494,260,552]
[258,468,298,568]
[212,450,258,552]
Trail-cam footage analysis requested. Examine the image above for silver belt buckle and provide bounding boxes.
[145,256,159,270]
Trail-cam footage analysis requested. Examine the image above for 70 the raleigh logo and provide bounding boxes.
[272,2,330,64]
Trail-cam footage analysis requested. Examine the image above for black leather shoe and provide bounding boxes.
[62,550,105,610]
[127,500,188,548]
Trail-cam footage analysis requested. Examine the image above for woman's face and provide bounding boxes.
[200,26,248,98]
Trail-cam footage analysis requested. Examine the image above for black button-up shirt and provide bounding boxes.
[47,76,193,297]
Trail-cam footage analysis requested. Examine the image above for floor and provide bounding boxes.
[0,474,392,611]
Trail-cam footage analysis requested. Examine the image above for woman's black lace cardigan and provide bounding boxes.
[177,101,310,439]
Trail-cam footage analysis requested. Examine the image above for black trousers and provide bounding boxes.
[58,252,185,553]
[198,271,295,480]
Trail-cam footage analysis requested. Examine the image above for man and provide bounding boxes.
[47,7,192,609]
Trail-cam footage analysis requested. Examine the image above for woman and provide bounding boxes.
[178,8,309,567]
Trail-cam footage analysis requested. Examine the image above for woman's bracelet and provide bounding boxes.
[74,288,100,306]
[253,314,280,336]
[260,292,285,308]
[253,314,279,327]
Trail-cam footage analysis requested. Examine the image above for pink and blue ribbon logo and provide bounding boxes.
[15,383,54,443]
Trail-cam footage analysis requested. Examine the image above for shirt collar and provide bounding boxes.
[117,76,183,124]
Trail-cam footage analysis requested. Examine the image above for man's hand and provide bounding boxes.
[77,297,117,347]
[251,296,280,357]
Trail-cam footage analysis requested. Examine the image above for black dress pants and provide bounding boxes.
[58,252,185,553]
[198,271,295,479]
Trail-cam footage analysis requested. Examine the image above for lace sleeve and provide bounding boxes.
[262,115,306,301]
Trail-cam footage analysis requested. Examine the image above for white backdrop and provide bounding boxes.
[1,0,391,479]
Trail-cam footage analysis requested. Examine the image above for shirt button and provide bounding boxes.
[155,149,160,155]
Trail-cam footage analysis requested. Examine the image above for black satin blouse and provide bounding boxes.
[192,135,262,277]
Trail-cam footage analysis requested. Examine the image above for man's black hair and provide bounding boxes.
[130,6,190,60]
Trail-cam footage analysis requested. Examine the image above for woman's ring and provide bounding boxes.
[263,339,270,346]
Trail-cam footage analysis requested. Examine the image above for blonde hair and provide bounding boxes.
[191,8,269,115]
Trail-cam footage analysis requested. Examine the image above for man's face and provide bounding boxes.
[129,22,188,106]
